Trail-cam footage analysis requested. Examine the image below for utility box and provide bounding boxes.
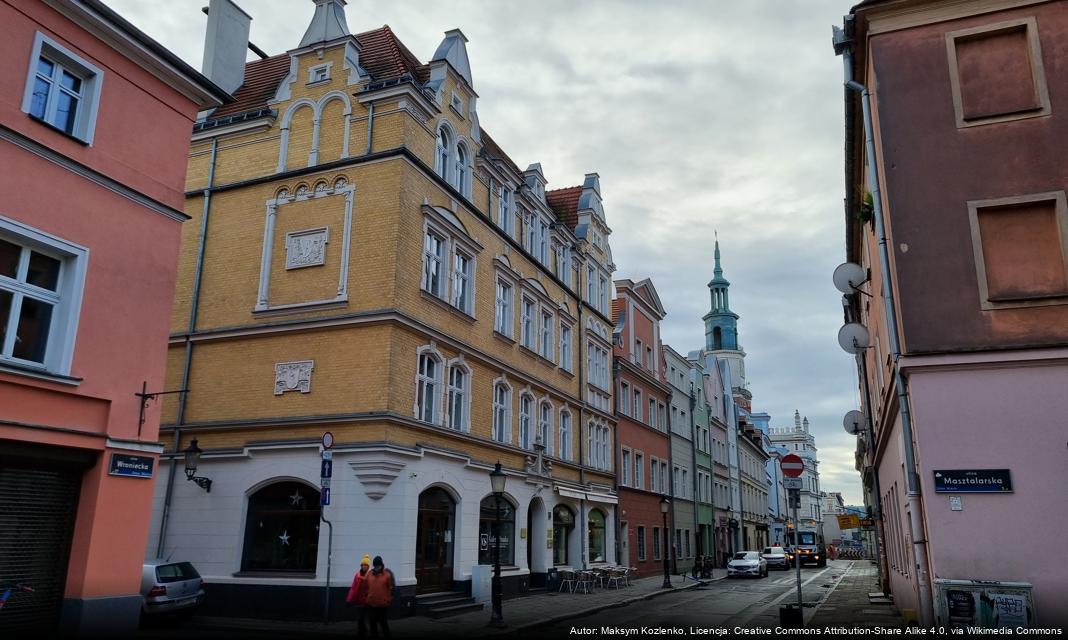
[471,565,492,603]
[780,603,803,628]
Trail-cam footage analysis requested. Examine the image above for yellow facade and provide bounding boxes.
[165,36,615,491]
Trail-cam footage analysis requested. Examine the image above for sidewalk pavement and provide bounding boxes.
[808,560,904,629]
[171,569,726,639]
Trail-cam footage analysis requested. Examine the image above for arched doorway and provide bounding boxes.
[588,509,607,564]
[552,505,576,566]
[241,481,320,573]
[528,498,547,578]
[416,487,455,594]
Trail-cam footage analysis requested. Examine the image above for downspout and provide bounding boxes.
[611,357,621,566]
[666,390,676,575]
[835,24,933,626]
[156,136,218,557]
[688,384,700,557]
[577,293,587,569]
[365,102,375,155]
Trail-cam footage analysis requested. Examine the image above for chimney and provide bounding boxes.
[202,0,251,95]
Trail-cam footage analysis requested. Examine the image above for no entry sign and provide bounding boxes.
[781,454,805,478]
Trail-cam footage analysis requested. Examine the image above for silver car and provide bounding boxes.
[727,551,768,578]
[762,546,790,570]
[141,560,204,616]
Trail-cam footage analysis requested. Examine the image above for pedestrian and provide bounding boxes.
[345,554,371,638]
[365,555,394,638]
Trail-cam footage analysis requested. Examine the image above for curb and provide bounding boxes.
[500,574,724,635]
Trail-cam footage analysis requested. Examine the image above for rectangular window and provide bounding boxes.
[599,276,608,314]
[559,411,572,461]
[682,469,689,499]
[521,297,536,349]
[633,390,642,422]
[0,218,87,375]
[452,251,472,313]
[621,448,631,487]
[635,452,644,489]
[650,458,658,493]
[519,395,532,449]
[587,266,596,305]
[559,323,573,372]
[653,526,661,560]
[637,526,647,561]
[422,231,445,297]
[493,384,510,443]
[619,381,630,416]
[649,399,657,429]
[634,338,643,365]
[526,213,537,253]
[661,462,668,495]
[540,309,554,360]
[673,467,681,498]
[646,346,654,370]
[495,278,513,336]
[22,33,103,144]
[538,218,548,263]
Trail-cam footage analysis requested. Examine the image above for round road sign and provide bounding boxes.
[780,453,804,478]
[322,432,334,450]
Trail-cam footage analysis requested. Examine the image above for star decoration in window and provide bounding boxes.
[290,491,304,506]
[279,530,291,546]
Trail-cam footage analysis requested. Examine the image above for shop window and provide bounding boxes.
[241,482,321,573]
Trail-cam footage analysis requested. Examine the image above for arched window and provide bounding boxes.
[241,481,321,573]
[435,126,451,180]
[416,350,441,424]
[538,400,553,456]
[588,509,606,563]
[447,363,470,432]
[493,381,511,443]
[519,394,533,450]
[479,494,516,565]
[455,142,469,196]
[559,410,572,461]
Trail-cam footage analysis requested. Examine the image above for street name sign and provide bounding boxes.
[783,477,803,490]
[933,469,1012,493]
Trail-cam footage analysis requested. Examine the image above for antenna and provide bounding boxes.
[837,322,871,355]
[832,262,871,297]
[843,410,864,436]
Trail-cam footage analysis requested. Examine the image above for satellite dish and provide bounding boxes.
[843,410,864,435]
[833,262,867,294]
[838,322,871,354]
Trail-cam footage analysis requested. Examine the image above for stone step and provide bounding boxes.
[426,601,484,619]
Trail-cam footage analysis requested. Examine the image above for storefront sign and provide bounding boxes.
[108,454,154,479]
[837,514,860,529]
[933,469,1012,493]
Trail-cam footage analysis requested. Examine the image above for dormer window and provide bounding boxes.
[450,91,464,116]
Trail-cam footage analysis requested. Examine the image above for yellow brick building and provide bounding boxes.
[149,0,619,617]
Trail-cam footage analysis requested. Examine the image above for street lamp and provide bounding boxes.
[183,438,212,493]
[489,462,506,627]
[660,495,671,588]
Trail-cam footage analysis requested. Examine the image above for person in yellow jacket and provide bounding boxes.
[345,554,372,638]
[365,555,395,638]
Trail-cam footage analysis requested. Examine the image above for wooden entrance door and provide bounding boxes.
[415,488,454,594]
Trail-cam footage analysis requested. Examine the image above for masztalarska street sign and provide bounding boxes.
[933,469,1013,493]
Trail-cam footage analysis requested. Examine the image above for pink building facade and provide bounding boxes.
[840,0,1068,628]
[0,0,226,635]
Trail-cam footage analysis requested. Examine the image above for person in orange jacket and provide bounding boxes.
[365,555,395,638]
[345,554,371,638]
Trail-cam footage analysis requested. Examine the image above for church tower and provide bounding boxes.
[703,238,750,408]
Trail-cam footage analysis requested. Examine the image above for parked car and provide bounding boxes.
[761,546,790,570]
[141,560,204,617]
[727,551,767,578]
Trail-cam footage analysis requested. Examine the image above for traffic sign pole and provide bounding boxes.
[780,454,806,625]
[793,489,802,615]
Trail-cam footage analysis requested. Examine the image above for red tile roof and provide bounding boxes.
[210,26,429,121]
[547,186,582,229]
[612,298,626,322]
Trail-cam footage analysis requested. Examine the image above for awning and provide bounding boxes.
[554,487,618,505]
[556,487,587,500]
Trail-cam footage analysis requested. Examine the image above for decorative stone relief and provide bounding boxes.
[285,227,329,269]
[274,360,314,395]
[525,436,553,478]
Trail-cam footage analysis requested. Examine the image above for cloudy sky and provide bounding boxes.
[109,0,865,503]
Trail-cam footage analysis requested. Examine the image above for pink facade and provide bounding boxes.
[0,0,226,635]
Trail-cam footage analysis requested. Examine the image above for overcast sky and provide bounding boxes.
[108,0,865,504]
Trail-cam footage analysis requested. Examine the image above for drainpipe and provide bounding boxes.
[156,136,218,558]
[321,511,333,623]
[665,390,676,575]
[835,23,933,626]
[611,358,621,566]
[365,103,375,155]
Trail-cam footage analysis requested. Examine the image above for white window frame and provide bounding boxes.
[633,389,643,422]
[0,216,87,377]
[446,359,471,432]
[587,266,596,305]
[559,322,573,372]
[635,452,644,489]
[599,275,609,314]
[650,457,659,493]
[494,275,514,337]
[538,398,554,456]
[454,140,471,197]
[414,345,443,424]
[451,249,473,314]
[559,408,572,461]
[307,62,333,84]
[520,296,536,350]
[422,228,447,298]
[621,447,632,487]
[492,377,513,444]
[519,392,534,450]
[22,32,104,145]
[435,124,452,181]
[539,308,554,361]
